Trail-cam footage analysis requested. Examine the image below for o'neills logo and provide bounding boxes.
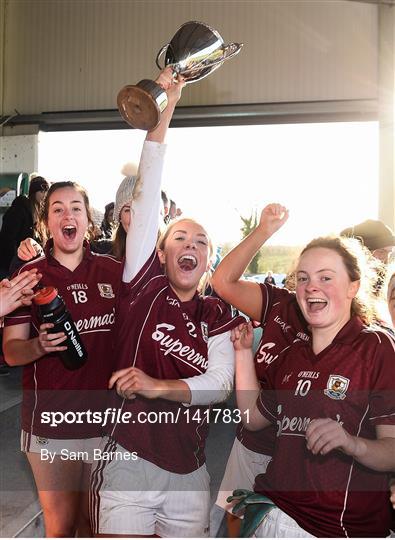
[64,321,84,358]
[152,323,208,370]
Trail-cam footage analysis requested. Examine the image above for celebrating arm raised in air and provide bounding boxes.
[94,70,244,539]
[110,69,239,407]
[123,68,185,284]
[212,203,289,320]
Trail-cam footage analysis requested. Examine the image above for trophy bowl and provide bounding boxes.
[117,21,243,131]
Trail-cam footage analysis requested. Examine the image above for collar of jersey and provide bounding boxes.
[44,238,93,266]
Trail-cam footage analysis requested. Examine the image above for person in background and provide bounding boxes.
[100,202,114,239]
[213,203,395,538]
[341,219,395,264]
[109,162,140,260]
[161,189,170,221]
[387,269,395,327]
[341,219,395,297]
[0,175,50,277]
[264,270,276,286]
[169,198,177,220]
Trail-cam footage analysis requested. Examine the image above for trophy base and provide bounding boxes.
[117,80,168,131]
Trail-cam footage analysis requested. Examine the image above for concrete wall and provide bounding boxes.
[2,0,378,115]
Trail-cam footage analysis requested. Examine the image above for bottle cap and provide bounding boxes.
[33,286,58,305]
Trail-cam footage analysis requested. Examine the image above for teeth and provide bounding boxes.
[307,298,326,303]
[178,254,197,267]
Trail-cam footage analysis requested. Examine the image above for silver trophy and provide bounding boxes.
[117,21,243,131]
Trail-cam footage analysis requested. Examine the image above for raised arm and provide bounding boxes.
[212,203,289,321]
[123,69,185,283]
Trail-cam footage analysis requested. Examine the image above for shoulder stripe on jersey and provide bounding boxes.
[362,326,395,348]
[131,285,168,368]
[17,255,46,274]
[339,403,370,538]
[258,393,276,421]
[92,252,122,264]
[381,330,395,350]
[130,275,164,306]
[261,284,270,323]
[128,250,157,292]
[213,319,238,334]
[369,412,395,421]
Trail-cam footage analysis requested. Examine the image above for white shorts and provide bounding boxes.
[90,437,211,537]
[215,438,271,513]
[21,429,101,464]
[254,507,314,538]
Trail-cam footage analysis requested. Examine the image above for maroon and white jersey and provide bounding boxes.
[4,240,122,438]
[111,249,244,474]
[256,316,395,537]
[237,283,309,455]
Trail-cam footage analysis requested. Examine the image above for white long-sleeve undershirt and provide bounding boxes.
[122,140,234,405]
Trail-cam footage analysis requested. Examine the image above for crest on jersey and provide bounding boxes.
[201,322,209,343]
[35,436,49,445]
[98,283,115,298]
[324,375,349,400]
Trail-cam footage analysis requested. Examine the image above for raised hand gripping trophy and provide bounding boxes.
[117,21,243,131]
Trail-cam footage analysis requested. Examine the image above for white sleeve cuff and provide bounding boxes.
[182,331,235,406]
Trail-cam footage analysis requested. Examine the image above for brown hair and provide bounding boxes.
[299,236,383,325]
[111,223,126,260]
[38,181,95,245]
[157,218,214,295]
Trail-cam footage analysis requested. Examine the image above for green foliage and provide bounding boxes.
[258,245,302,274]
[219,241,301,275]
[218,214,302,275]
[240,210,260,274]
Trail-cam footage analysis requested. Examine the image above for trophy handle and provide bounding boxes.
[221,42,243,62]
[156,44,169,70]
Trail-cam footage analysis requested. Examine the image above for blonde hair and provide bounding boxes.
[157,217,215,295]
[299,236,384,325]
